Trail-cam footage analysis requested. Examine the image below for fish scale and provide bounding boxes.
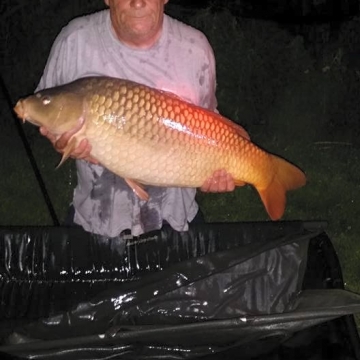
[14,76,306,220]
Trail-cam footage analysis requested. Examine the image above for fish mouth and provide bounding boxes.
[14,100,27,123]
[13,99,40,126]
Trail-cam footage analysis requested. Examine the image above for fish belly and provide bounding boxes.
[86,120,275,191]
[87,122,233,187]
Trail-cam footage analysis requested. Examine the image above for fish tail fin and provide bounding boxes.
[257,155,306,220]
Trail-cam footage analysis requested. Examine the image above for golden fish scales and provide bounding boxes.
[80,78,265,187]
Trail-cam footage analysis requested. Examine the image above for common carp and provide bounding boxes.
[14,76,306,220]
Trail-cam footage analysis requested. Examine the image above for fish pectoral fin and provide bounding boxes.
[124,178,149,201]
[56,137,77,168]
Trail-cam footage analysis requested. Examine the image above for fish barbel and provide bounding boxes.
[14,76,306,220]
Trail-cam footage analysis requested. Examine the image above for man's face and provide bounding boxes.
[104,0,169,47]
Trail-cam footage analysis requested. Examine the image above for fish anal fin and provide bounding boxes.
[257,180,286,220]
[234,180,246,187]
[56,137,77,169]
[256,155,306,220]
[124,178,149,201]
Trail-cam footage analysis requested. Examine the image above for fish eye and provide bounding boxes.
[42,96,51,105]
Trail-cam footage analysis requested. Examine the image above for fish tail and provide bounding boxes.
[256,155,306,220]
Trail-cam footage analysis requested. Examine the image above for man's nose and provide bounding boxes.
[130,0,146,9]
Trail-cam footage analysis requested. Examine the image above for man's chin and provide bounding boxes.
[129,25,157,39]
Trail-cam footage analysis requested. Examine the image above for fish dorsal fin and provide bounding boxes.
[159,88,186,102]
[217,114,250,141]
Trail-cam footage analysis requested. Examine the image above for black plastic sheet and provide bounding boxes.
[0,221,359,359]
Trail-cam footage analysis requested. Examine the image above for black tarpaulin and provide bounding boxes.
[0,221,359,359]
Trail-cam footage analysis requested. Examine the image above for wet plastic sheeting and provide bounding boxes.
[0,221,359,359]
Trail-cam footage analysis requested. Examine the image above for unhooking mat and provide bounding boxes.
[0,221,359,359]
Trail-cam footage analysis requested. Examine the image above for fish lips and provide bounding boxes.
[14,100,38,126]
[14,100,26,121]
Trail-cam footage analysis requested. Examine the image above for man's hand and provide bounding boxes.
[39,119,98,164]
[200,169,235,193]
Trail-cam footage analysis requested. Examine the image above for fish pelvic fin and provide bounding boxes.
[257,155,306,220]
[55,137,77,168]
[124,178,149,201]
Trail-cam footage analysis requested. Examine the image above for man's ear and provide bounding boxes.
[104,0,110,7]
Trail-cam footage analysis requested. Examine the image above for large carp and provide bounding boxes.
[14,76,306,220]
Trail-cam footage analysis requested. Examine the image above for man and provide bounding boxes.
[39,0,236,237]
